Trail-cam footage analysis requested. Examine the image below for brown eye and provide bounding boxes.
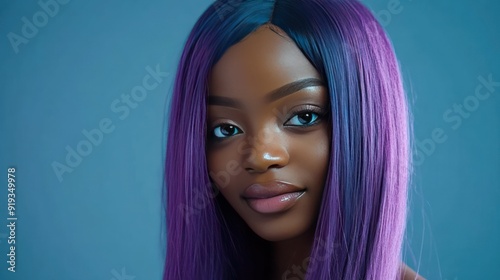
[212,124,242,138]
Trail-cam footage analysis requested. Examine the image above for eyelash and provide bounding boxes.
[208,105,327,141]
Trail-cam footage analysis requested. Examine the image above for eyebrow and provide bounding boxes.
[208,78,325,109]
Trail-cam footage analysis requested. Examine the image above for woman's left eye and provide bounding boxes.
[285,111,320,126]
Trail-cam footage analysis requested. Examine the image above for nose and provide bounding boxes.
[242,129,290,173]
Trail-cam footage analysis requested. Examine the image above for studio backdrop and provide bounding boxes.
[0,0,499,279]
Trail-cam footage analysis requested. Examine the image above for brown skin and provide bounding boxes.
[206,24,423,280]
[400,263,426,280]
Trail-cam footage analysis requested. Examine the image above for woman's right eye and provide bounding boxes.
[211,124,242,139]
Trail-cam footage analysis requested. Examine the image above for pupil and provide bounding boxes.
[299,113,312,124]
[222,125,235,135]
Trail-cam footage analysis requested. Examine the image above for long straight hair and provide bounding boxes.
[163,0,410,279]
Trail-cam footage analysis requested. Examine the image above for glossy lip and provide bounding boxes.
[242,181,305,214]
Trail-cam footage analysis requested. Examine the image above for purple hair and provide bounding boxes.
[163,0,410,279]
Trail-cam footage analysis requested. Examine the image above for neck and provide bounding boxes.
[270,227,316,280]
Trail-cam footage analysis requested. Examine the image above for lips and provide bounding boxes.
[242,181,305,214]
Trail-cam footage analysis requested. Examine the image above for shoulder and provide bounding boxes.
[399,262,426,280]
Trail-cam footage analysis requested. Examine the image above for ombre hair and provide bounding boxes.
[164,0,411,279]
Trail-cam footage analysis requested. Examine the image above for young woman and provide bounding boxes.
[163,0,423,279]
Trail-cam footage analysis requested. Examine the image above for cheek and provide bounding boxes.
[316,131,330,172]
[206,148,243,190]
[206,149,245,213]
[293,128,330,182]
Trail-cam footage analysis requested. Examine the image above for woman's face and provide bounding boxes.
[206,25,330,242]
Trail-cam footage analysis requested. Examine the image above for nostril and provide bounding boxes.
[268,164,282,169]
[245,163,283,174]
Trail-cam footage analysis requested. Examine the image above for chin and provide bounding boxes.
[244,212,316,242]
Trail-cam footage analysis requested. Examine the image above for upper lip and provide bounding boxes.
[242,181,305,199]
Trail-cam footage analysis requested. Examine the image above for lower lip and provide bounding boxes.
[245,191,305,214]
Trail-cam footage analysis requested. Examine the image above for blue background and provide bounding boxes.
[0,0,498,279]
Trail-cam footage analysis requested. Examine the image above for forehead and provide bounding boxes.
[209,25,322,100]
